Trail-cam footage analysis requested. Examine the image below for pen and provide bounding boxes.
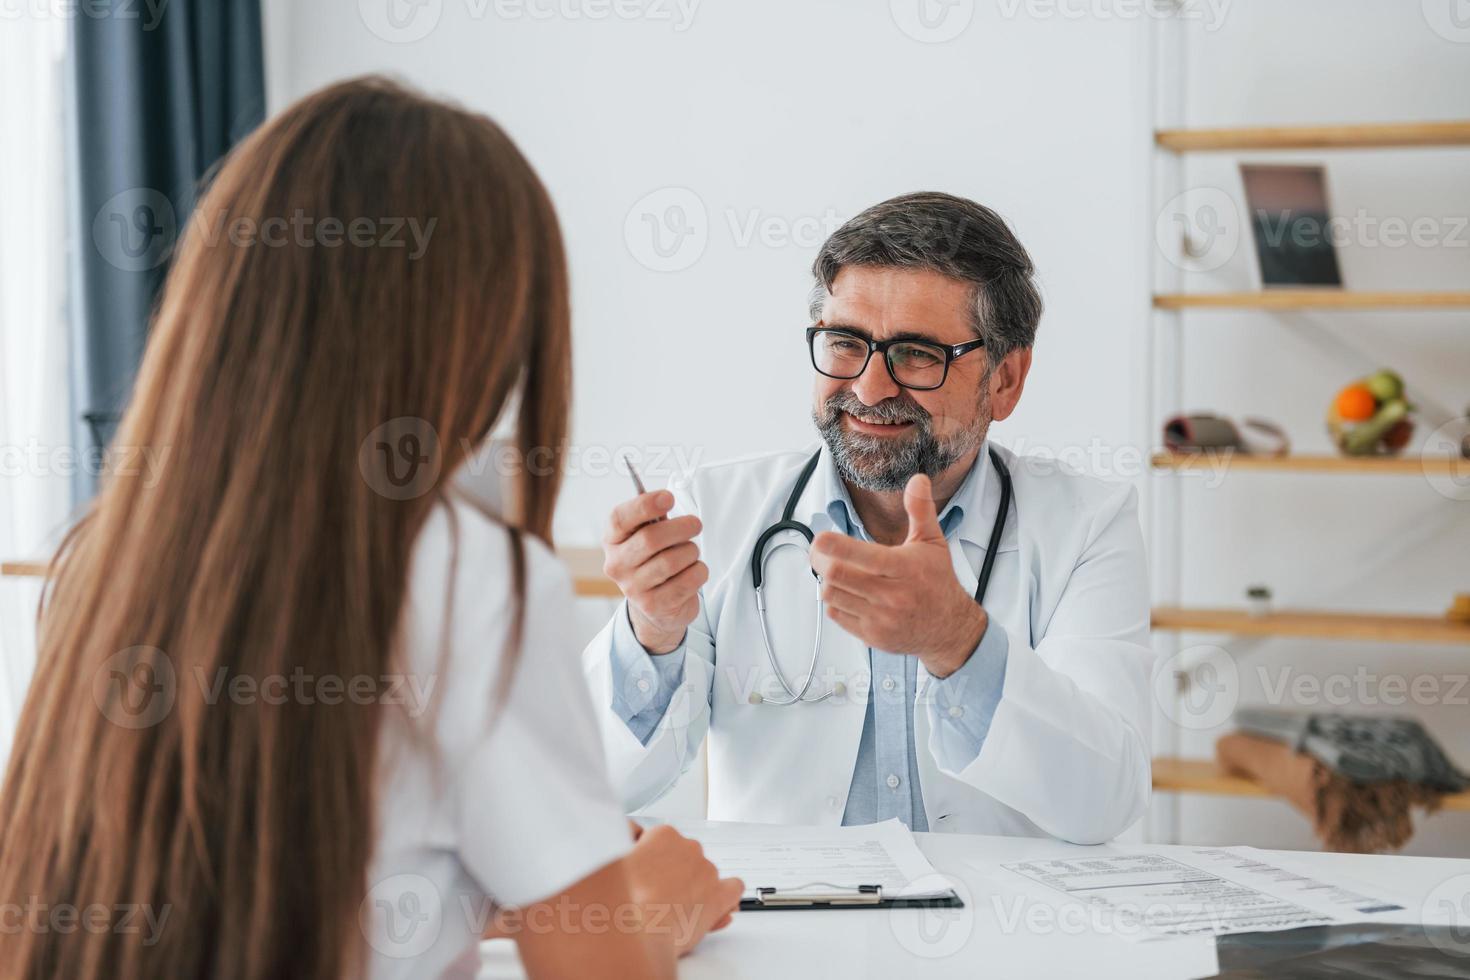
[623,453,667,522]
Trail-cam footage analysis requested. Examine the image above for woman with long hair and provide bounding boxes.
[0,77,740,979]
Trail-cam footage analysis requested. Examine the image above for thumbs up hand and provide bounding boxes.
[903,473,948,546]
[809,473,988,677]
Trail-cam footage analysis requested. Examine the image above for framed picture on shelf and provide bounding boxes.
[1240,163,1344,288]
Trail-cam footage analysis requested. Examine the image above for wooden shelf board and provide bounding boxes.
[3,549,625,599]
[1155,120,1470,152]
[560,546,620,599]
[1153,290,1470,311]
[1152,606,1470,646]
[1152,758,1470,812]
[1151,452,1470,476]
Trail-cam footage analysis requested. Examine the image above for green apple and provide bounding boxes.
[1364,369,1404,403]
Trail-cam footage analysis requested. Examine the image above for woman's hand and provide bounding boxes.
[624,823,743,957]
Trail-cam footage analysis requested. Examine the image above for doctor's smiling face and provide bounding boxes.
[808,193,1040,499]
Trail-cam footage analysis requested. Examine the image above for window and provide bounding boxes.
[0,11,72,763]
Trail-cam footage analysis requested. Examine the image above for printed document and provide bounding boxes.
[993,845,1415,941]
[673,818,951,901]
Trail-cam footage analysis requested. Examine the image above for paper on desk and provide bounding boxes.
[976,845,1415,942]
[676,819,950,900]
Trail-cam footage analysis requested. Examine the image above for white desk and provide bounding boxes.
[479,830,1470,979]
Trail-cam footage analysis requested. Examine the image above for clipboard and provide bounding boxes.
[740,882,965,912]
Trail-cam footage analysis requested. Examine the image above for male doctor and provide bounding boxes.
[584,192,1152,844]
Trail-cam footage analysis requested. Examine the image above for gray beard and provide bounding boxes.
[813,388,989,493]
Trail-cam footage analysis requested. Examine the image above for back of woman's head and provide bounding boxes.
[0,76,569,980]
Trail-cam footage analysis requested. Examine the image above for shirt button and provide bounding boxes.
[886,774,900,790]
[636,678,651,693]
[948,705,964,719]
[827,795,839,809]
[881,676,896,692]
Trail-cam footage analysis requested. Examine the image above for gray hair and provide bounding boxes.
[808,192,1043,361]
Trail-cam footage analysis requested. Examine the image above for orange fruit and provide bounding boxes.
[1335,384,1377,422]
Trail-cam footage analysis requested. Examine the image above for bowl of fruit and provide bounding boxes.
[1327,369,1414,457]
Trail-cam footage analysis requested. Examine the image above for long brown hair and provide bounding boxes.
[0,76,570,979]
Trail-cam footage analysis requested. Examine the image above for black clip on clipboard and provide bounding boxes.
[741,883,965,912]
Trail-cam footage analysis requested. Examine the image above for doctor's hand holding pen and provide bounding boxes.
[602,486,709,654]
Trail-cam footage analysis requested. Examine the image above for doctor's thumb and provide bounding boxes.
[903,474,943,543]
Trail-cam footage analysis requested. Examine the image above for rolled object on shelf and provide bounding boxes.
[1216,732,1451,853]
[1162,414,1290,456]
[1233,708,1469,791]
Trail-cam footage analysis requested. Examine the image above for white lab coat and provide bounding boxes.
[582,442,1154,844]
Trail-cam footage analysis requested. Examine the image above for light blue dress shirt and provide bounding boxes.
[606,450,1010,831]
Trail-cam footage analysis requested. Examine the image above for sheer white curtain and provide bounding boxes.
[0,13,73,766]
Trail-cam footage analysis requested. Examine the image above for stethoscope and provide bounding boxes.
[749,447,1013,705]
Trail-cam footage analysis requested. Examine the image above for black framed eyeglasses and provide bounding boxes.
[806,326,984,391]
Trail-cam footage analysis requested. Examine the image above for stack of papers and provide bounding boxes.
[673,818,953,901]
[985,845,1417,942]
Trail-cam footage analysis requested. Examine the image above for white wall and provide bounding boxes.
[262,0,1469,853]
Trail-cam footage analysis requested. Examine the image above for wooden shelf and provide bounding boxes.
[1153,290,1470,311]
[560,546,620,599]
[3,549,625,600]
[1153,757,1273,798]
[1152,757,1470,811]
[1151,452,1470,476]
[1156,120,1470,153]
[1152,757,1470,812]
[1152,606,1470,646]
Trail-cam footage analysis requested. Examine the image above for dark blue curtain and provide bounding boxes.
[70,0,265,497]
